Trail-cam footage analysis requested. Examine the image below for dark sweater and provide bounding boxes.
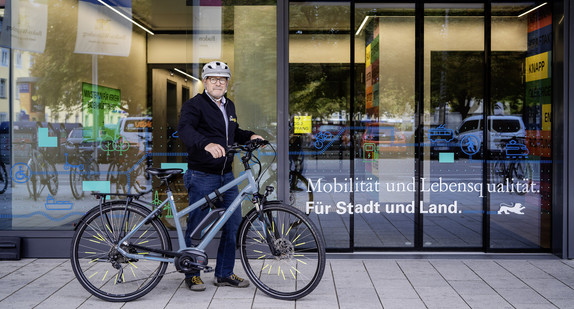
[177,92,254,174]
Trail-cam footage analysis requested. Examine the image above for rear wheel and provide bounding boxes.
[70,202,171,302]
[238,202,326,300]
[71,159,100,199]
[512,161,533,195]
[27,158,39,200]
[46,162,59,196]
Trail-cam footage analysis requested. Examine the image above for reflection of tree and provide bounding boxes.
[431,51,484,120]
[29,0,147,116]
[491,52,525,114]
[431,51,525,120]
[378,77,415,118]
[289,64,351,120]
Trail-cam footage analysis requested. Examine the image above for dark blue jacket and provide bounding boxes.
[178,92,254,174]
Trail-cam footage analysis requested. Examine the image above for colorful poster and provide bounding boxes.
[524,5,552,212]
[0,0,48,53]
[75,0,133,57]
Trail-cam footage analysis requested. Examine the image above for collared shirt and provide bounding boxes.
[205,92,229,140]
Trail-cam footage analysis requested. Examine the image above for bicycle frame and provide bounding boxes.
[114,167,259,263]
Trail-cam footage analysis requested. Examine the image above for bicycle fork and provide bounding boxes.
[252,189,282,257]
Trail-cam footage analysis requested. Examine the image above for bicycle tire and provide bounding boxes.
[46,162,59,196]
[70,165,83,199]
[238,202,326,300]
[70,201,171,302]
[490,160,505,185]
[132,162,151,194]
[289,172,313,214]
[107,161,128,194]
[27,158,38,200]
[0,162,8,194]
[71,160,100,199]
[512,161,533,195]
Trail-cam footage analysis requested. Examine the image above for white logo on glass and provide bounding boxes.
[497,203,525,215]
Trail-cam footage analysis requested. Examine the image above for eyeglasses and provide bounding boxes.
[207,77,228,84]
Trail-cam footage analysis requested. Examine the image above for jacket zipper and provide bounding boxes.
[221,105,229,175]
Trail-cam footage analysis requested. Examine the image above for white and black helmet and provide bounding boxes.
[201,61,231,80]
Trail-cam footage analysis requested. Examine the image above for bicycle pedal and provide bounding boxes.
[203,266,213,273]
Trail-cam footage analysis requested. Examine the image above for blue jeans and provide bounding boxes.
[183,169,241,279]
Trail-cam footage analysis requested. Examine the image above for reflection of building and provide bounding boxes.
[0,1,573,260]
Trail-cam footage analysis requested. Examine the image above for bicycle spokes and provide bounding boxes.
[239,204,325,299]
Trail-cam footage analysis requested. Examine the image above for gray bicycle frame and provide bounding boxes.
[115,168,259,263]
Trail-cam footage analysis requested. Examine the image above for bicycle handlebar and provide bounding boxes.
[226,139,269,156]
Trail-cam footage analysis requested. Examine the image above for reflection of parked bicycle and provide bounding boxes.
[491,159,533,196]
[70,139,325,302]
[289,169,313,213]
[0,158,7,194]
[68,148,100,200]
[27,147,58,201]
[107,142,151,194]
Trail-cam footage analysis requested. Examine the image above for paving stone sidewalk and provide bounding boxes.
[1,256,574,308]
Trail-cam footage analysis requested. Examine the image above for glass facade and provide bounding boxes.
[0,0,569,256]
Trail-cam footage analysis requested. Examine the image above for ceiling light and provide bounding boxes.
[97,0,154,35]
[517,2,547,18]
[355,16,371,35]
[174,68,201,82]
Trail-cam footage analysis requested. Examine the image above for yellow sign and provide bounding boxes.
[542,104,551,131]
[294,116,312,134]
[525,52,550,82]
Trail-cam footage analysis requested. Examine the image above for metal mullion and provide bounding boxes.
[483,0,492,252]
[350,0,355,251]
[414,0,424,249]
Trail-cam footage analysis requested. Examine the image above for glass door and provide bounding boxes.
[353,2,416,248]
[422,2,485,248]
[289,1,352,250]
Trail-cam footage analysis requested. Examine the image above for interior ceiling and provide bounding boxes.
[131,1,536,32]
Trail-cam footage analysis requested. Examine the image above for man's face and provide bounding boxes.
[203,76,228,99]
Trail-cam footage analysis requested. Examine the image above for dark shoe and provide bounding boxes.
[185,276,206,291]
[215,274,250,288]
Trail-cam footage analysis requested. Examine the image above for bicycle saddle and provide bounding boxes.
[146,168,183,178]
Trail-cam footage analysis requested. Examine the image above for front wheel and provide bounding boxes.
[238,202,326,300]
[70,201,171,302]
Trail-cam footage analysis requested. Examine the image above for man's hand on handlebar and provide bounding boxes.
[205,143,226,158]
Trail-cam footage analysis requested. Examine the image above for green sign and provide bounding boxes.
[82,82,121,111]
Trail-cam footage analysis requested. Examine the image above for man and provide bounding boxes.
[177,61,263,291]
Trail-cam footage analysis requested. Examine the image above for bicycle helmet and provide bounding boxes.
[201,61,231,80]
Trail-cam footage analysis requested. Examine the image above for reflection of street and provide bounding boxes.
[302,157,543,249]
[1,162,153,229]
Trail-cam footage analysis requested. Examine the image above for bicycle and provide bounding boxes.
[27,147,58,201]
[67,148,101,200]
[490,158,533,196]
[106,138,152,195]
[70,139,326,302]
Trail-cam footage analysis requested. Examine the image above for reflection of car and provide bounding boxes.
[360,123,407,157]
[428,124,454,142]
[454,115,526,155]
[64,128,98,152]
[116,117,152,152]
